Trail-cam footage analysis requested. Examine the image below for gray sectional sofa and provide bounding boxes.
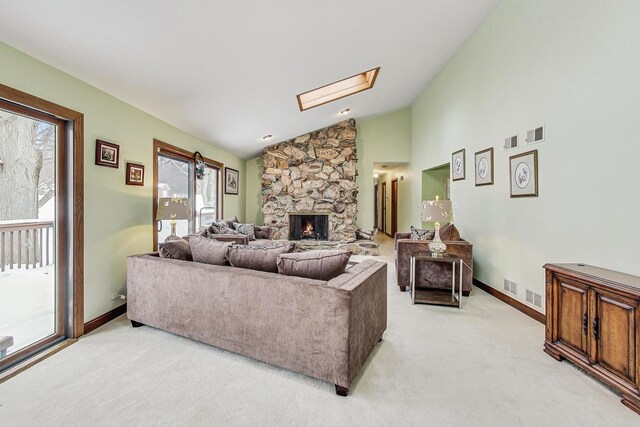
[126,253,387,396]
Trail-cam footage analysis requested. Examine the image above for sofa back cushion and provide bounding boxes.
[439,223,461,241]
[159,237,192,261]
[189,236,231,265]
[254,225,271,240]
[226,242,295,273]
[277,250,351,281]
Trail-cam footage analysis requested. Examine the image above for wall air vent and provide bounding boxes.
[526,125,545,144]
[296,67,380,111]
[526,289,543,308]
[504,134,518,150]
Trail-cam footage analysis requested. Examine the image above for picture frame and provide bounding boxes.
[475,147,494,186]
[225,167,239,195]
[95,139,119,168]
[451,149,465,181]
[125,162,145,186]
[509,149,538,197]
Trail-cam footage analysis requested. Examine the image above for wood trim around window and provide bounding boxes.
[0,83,84,359]
[152,139,224,250]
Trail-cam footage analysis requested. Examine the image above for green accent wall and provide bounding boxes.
[0,41,246,322]
[245,156,263,225]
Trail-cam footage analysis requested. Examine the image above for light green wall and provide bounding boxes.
[421,164,450,229]
[0,42,246,322]
[245,156,263,225]
[409,0,640,312]
[356,108,411,230]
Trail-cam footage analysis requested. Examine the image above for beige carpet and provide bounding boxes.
[0,239,637,426]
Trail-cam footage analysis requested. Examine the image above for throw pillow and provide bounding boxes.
[254,225,271,240]
[211,220,241,235]
[189,236,231,265]
[277,250,351,281]
[226,242,295,273]
[233,223,256,241]
[439,223,460,241]
[410,226,435,240]
[158,237,192,261]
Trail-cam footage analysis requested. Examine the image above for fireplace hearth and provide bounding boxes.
[289,214,329,241]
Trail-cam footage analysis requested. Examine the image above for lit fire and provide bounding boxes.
[302,221,315,237]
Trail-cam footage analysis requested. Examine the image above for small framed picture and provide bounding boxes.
[452,149,465,181]
[225,167,239,195]
[95,139,119,168]
[475,147,494,186]
[126,162,145,186]
[509,149,538,197]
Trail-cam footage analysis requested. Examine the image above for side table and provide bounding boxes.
[410,253,463,308]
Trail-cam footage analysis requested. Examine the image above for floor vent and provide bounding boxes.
[526,289,543,308]
[504,279,518,295]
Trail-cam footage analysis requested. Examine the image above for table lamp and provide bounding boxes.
[421,196,453,257]
[156,197,192,237]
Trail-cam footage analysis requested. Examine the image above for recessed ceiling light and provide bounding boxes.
[297,67,380,112]
[262,134,273,140]
[340,108,351,115]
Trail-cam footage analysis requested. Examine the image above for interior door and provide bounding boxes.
[591,289,638,387]
[374,184,378,231]
[555,277,590,359]
[381,181,387,233]
[391,179,398,236]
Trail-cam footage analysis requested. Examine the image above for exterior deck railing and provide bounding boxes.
[0,220,54,272]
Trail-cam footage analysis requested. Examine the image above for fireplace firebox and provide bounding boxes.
[288,213,329,241]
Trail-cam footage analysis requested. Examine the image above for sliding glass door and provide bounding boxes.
[153,140,222,248]
[0,100,66,366]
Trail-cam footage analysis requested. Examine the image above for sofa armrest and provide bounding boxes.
[394,232,411,249]
[328,259,387,386]
[210,234,248,245]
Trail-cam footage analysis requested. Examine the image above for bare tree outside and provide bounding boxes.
[0,109,55,266]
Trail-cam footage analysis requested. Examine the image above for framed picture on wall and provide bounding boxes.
[452,149,465,181]
[475,147,494,186]
[95,139,119,168]
[225,167,239,195]
[125,162,145,186]
[509,149,538,197]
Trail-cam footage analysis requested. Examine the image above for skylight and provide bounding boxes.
[296,67,380,111]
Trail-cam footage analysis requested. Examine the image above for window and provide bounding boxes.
[296,67,380,111]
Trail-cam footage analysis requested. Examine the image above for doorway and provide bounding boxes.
[0,85,84,373]
[391,179,398,236]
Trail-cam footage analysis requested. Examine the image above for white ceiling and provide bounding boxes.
[0,0,498,159]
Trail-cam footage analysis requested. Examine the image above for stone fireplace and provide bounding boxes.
[288,213,329,241]
[261,120,358,241]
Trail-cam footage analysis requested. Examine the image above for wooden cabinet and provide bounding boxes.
[545,263,640,415]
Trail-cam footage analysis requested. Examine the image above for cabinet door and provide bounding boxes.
[555,277,590,358]
[592,289,638,389]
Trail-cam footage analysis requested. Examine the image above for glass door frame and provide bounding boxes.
[152,139,223,250]
[0,84,84,375]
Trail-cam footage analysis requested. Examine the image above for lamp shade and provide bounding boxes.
[156,197,192,221]
[421,199,453,223]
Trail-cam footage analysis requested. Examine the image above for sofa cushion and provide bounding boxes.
[211,220,241,235]
[254,225,271,240]
[224,216,239,229]
[410,226,435,240]
[233,223,256,241]
[226,242,295,273]
[189,236,231,265]
[277,250,351,281]
[439,223,460,241]
[159,237,192,261]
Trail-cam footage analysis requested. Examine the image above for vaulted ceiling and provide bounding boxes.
[0,0,499,158]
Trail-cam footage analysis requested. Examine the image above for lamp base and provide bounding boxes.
[170,220,177,236]
[428,222,447,257]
